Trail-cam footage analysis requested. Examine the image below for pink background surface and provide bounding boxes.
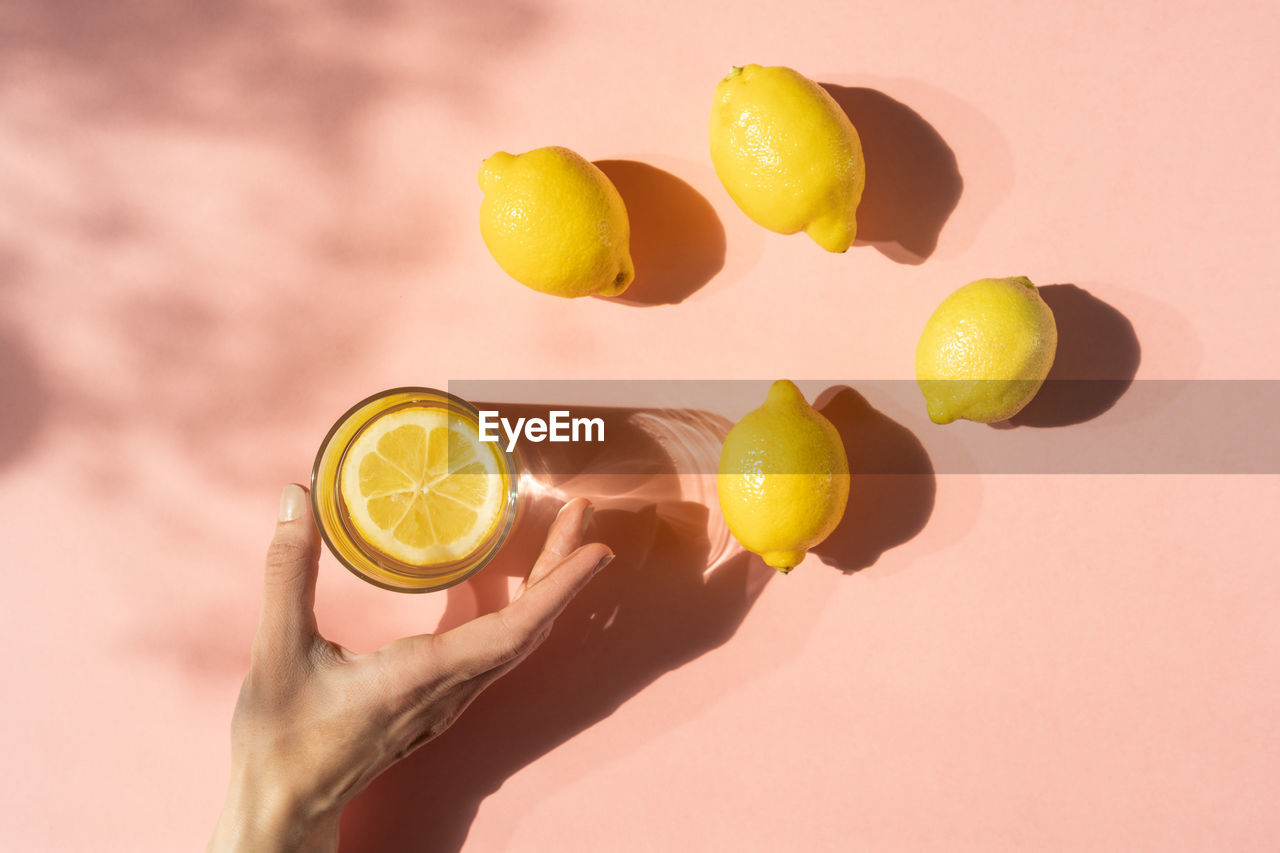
[3,1,1279,850]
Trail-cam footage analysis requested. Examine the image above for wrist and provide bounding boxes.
[209,769,341,853]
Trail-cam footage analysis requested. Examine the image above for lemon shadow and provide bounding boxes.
[999,284,1142,428]
[820,85,962,265]
[812,386,936,573]
[593,160,725,306]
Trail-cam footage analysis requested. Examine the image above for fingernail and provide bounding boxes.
[593,553,614,575]
[279,484,306,522]
[580,503,595,537]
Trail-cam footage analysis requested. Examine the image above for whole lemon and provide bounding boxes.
[915,276,1058,424]
[709,64,865,253]
[478,146,634,298]
[718,380,850,571]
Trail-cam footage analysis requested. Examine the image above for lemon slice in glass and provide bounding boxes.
[338,407,507,566]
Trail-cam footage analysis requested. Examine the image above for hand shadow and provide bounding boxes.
[593,160,725,306]
[812,386,936,573]
[339,404,771,852]
[999,284,1142,428]
[820,85,962,264]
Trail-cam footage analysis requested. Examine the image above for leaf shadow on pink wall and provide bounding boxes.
[4,0,550,161]
[0,330,46,474]
[0,252,48,475]
[820,85,963,265]
[1,0,560,495]
[0,0,563,501]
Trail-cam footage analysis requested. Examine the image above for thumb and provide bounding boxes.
[255,483,321,663]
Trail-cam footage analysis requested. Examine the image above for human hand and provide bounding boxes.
[208,485,612,852]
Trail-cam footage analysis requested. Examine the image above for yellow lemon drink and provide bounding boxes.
[311,388,520,592]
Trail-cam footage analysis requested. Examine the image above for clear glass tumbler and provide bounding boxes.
[311,387,522,593]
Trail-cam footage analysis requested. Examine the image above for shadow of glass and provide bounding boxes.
[340,403,769,852]
[593,160,725,307]
[811,386,935,573]
[1003,284,1141,428]
[820,85,962,265]
[0,323,48,474]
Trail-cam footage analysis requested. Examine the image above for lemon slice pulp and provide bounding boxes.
[338,407,507,566]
